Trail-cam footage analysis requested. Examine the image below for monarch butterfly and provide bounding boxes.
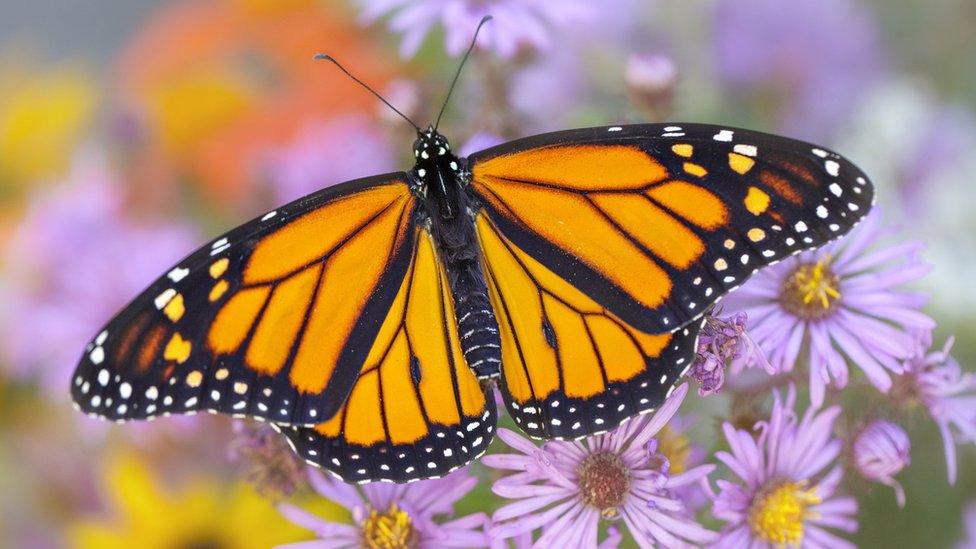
[70,21,874,483]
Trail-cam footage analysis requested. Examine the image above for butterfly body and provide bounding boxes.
[71,122,874,483]
[413,126,503,380]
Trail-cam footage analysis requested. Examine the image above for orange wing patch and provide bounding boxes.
[205,182,414,395]
[477,213,672,405]
[313,228,488,447]
[473,144,668,190]
[473,144,729,312]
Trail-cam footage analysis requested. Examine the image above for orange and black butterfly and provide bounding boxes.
[70,33,874,485]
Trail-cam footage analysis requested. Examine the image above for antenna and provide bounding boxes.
[313,53,421,132]
[434,15,493,131]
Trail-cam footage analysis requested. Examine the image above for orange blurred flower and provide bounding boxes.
[115,0,397,211]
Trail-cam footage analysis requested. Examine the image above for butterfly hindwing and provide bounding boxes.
[477,212,702,439]
[277,227,496,483]
[71,174,417,427]
[469,123,874,334]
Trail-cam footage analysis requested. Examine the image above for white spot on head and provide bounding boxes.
[420,151,429,159]
[417,168,427,177]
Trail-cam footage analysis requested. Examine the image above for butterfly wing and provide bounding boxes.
[469,123,874,334]
[469,123,873,439]
[277,226,496,483]
[71,174,418,427]
[477,212,701,439]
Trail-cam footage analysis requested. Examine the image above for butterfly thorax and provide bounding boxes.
[412,126,502,380]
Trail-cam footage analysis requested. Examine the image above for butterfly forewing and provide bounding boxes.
[71,174,417,428]
[469,123,875,334]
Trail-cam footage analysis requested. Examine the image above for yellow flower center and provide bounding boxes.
[362,504,418,549]
[747,480,822,546]
[577,452,632,520]
[656,426,691,475]
[780,257,842,320]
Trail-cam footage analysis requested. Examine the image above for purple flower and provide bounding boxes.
[707,386,858,548]
[894,337,976,485]
[460,132,505,158]
[852,420,911,507]
[721,210,936,406]
[263,115,395,205]
[688,312,771,396]
[356,0,594,59]
[484,384,717,548]
[625,53,678,121]
[278,467,489,548]
[712,0,885,141]
[0,151,197,397]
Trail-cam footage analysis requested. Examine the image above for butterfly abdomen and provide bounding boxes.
[455,285,501,379]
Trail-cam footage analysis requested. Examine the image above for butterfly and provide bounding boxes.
[70,25,874,484]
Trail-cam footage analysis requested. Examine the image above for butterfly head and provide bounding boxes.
[414,125,464,220]
[412,125,455,163]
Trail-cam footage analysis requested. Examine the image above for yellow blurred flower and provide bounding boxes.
[0,57,97,188]
[68,453,311,549]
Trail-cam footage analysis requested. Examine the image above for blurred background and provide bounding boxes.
[1,0,974,547]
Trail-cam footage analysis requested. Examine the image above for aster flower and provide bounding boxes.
[687,312,771,396]
[484,384,717,548]
[707,386,858,548]
[720,210,936,406]
[894,337,976,485]
[852,420,911,507]
[263,115,395,205]
[279,467,489,548]
[356,0,595,59]
[712,0,885,141]
[0,151,197,397]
